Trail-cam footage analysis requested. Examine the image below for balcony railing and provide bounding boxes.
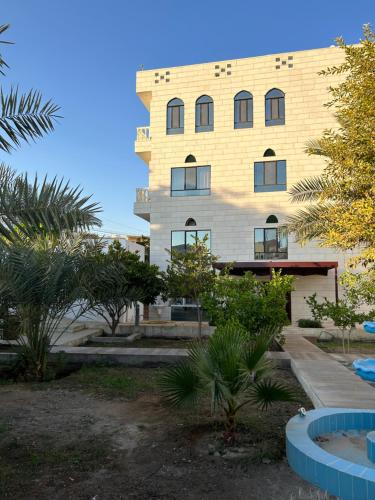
[136,187,150,202]
[136,126,151,142]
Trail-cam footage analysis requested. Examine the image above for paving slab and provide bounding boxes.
[283,333,375,409]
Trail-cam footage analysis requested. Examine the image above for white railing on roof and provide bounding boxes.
[136,187,150,202]
[136,126,151,141]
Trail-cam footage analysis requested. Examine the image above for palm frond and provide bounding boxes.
[0,87,61,152]
[159,361,202,407]
[250,379,295,410]
[0,24,12,76]
[0,164,101,242]
[288,176,331,203]
[305,138,325,156]
[241,329,275,381]
[286,203,333,244]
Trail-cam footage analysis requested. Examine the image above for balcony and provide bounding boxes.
[133,187,150,221]
[135,126,151,164]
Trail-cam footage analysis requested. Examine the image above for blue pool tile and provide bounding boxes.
[353,476,367,500]
[367,480,375,500]
[363,413,373,429]
[339,471,353,500]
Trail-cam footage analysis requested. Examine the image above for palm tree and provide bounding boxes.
[0,24,60,152]
[0,164,102,243]
[0,236,89,380]
[160,321,294,442]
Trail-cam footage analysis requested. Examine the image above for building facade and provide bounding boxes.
[134,46,351,323]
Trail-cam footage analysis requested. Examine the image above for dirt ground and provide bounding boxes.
[0,366,331,500]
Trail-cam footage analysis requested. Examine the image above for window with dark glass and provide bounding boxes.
[171,230,211,252]
[265,89,285,126]
[266,215,278,224]
[171,166,210,196]
[264,148,276,157]
[254,228,287,259]
[195,95,214,132]
[185,218,197,226]
[234,91,253,129]
[167,98,184,134]
[185,154,196,163]
[254,160,286,192]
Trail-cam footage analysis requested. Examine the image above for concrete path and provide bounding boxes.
[283,333,375,409]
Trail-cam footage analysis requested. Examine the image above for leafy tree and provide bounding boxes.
[202,270,294,342]
[0,237,88,380]
[341,270,375,306]
[287,25,375,267]
[0,24,60,152]
[164,236,218,337]
[160,320,295,442]
[84,240,163,335]
[307,292,372,353]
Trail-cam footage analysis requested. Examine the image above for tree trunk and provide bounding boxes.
[197,297,202,339]
[341,329,346,354]
[111,318,119,336]
[134,303,140,326]
[223,410,236,445]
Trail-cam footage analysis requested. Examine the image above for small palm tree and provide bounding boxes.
[0,236,88,380]
[160,321,295,442]
[0,24,60,153]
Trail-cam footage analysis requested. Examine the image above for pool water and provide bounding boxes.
[316,429,375,468]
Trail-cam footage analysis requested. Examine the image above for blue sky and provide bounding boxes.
[2,1,374,236]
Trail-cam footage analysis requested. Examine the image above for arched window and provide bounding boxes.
[195,95,214,132]
[234,91,253,129]
[265,88,285,126]
[167,98,184,135]
[266,215,278,223]
[185,218,197,226]
[185,154,196,163]
[264,148,276,157]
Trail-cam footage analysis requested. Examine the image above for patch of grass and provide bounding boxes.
[316,339,375,354]
[50,365,162,399]
[0,436,114,498]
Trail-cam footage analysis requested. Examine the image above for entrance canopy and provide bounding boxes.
[213,261,338,277]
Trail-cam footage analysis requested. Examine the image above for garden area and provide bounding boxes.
[0,364,320,500]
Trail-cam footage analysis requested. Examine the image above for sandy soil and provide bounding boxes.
[0,368,332,499]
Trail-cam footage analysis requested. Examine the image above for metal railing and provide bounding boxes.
[136,187,150,202]
[136,126,151,141]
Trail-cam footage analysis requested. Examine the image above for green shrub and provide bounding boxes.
[202,270,294,341]
[297,319,322,328]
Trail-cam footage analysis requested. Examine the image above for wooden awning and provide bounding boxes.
[213,261,338,276]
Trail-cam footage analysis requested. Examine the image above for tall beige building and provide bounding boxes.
[134,46,350,323]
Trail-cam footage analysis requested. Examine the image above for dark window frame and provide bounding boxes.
[254,227,288,260]
[167,98,184,135]
[171,229,211,253]
[265,88,285,126]
[171,165,211,197]
[254,160,287,192]
[234,90,253,129]
[195,95,214,132]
